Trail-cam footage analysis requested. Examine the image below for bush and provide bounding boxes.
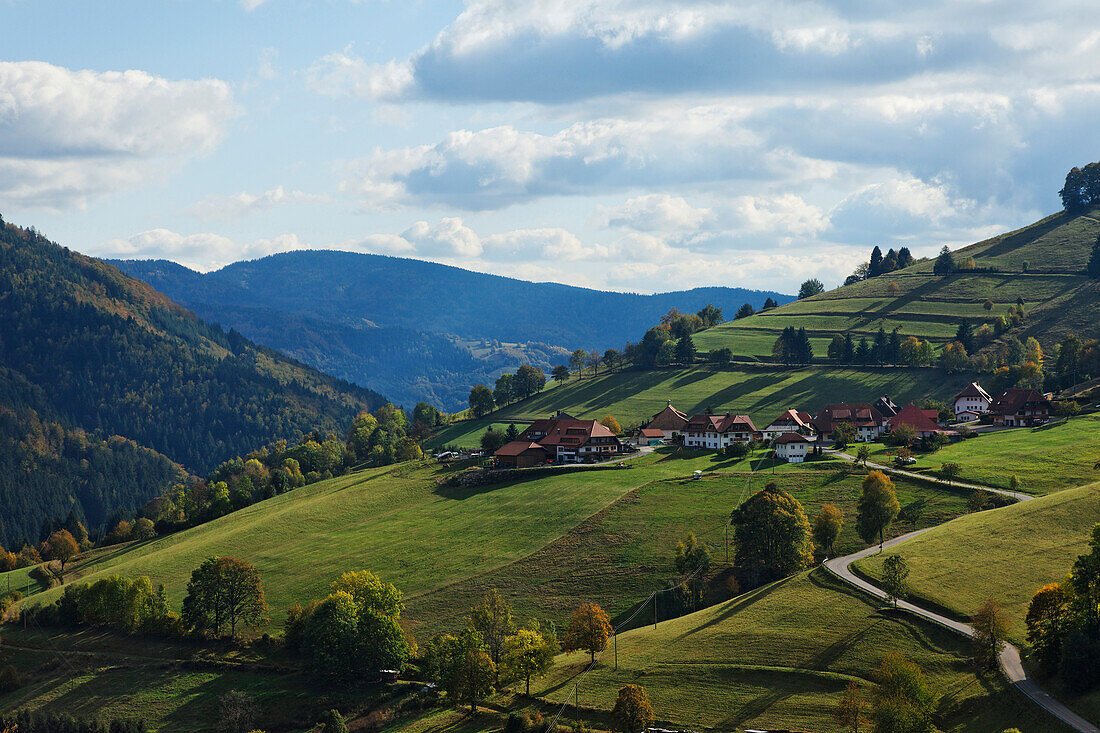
[1053,400,1081,417]
[920,433,949,452]
[723,442,750,458]
[0,664,20,693]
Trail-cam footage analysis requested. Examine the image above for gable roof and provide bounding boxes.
[990,388,1051,415]
[685,413,758,433]
[537,418,619,447]
[637,427,665,438]
[812,403,885,432]
[494,441,547,457]
[647,403,689,431]
[774,431,812,445]
[766,408,814,430]
[873,396,899,417]
[954,382,992,402]
[888,403,944,434]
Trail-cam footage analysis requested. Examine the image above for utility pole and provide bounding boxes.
[614,631,618,670]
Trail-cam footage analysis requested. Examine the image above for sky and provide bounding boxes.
[2,1,1099,294]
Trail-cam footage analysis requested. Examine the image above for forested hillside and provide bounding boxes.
[0,219,385,546]
[115,253,792,409]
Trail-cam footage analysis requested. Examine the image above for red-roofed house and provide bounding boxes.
[683,413,758,450]
[774,432,813,463]
[644,401,689,440]
[502,416,623,463]
[812,404,887,443]
[761,409,815,440]
[494,441,549,468]
[953,382,992,422]
[990,388,1052,427]
[887,403,952,438]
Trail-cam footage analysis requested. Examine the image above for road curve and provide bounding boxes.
[825,531,1099,733]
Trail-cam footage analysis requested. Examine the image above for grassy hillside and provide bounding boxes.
[856,483,1100,644]
[530,570,1065,733]
[694,206,1100,361]
[430,365,974,449]
[8,451,971,640]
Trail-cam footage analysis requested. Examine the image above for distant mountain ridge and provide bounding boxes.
[115,251,793,409]
[0,221,385,546]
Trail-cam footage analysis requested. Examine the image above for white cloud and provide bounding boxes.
[0,61,235,210]
[96,229,305,271]
[727,194,828,237]
[305,47,413,100]
[827,176,980,245]
[400,217,483,258]
[596,194,713,232]
[341,107,835,210]
[188,186,331,221]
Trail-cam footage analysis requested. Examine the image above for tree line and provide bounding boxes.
[844,245,917,285]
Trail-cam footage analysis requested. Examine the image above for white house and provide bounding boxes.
[812,404,888,443]
[761,409,815,440]
[683,413,758,450]
[953,382,992,420]
[774,432,812,463]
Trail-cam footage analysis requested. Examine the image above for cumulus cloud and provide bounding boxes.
[340,107,836,210]
[0,61,235,210]
[318,0,1043,103]
[595,194,713,232]
[400,217,483,258]
[96,229,305,271]
[188,186,331,221]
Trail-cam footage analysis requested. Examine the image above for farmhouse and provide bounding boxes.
[774,432,812,463]
[496,415,623,464]
[953,382,992,421]
[812,403,887,443]
[887,403,952,439]
[873,395,899,418]
[990,388,1052,427]
[761,409,815,440]
[644,401,689,440]
[683,413,758,450]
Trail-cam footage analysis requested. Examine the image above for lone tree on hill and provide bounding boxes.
[563,602,612,665]
[933,245,956,275]
[971,597,1008,674]
[468,385,494,418]
[552,364,570,384]
[603,348,620,373]
[612,685,655,733]
[881,555,910,608]
[940,461,962,486]
[731,482,814,586]
[812,504,844,559]
[1088,235,1100,279]
[735,303,755,319]
[856,471,900,550]
[43,529,79,574]
[1059,161,1100,212]
[798,278,825,299]
[761,297,778,310]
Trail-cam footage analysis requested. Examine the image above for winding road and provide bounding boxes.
[821,452,1098,732]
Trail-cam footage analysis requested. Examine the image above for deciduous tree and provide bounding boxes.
[856,471,900,550]
[812,504,843,559]
[730,483,814,586]
[502,627,557,695]
[870,654,937,733]
[182,556,267,637]
[611,685,655,733]
[468,385,495,418]
[881,555,909,608]
[434,628,496,714]
[798,278,825,299]
[971,597,1008,674]
[600,415,622,435]
[1026,583,1068,675]
[468,589,517,670]
[42,529,78,573]
[835,681,869,733]
[563,602,612,665]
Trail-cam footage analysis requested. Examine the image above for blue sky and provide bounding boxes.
[2,0,1099,293]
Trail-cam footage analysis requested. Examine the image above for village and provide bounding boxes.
[488,384,1056,468]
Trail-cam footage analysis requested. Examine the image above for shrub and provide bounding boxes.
[0,664,20,693]
[1053,400,1081,417]
[724,442,750,458]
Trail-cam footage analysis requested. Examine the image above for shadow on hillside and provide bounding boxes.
[977,210,1069,260]
[675,576,797,640]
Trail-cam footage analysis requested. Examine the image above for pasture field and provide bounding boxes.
[431,365,972,449]
[907,414,1100,495]
[531,570,1069,733]
[855,483,1100,644]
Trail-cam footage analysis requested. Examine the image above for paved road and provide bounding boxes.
[825,528,1099,732]
[826,448,1032,501]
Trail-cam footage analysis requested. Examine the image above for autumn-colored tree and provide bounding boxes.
[182,556,268,637]
[330,570,404,618]
[731,483,814,586]
[563,602,612,665]
[502,627,557,694]
[134,517,156,540]
[972,598,1009,674]
[812,504,844,559]
[600,415,622,435]
[1026,583,1069,674]
[870,654,937,733]
[856,471,900,550]
[835,681,869,733]
[43,529,79,573]
[612,685,655,733]
[468,589,517,670]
